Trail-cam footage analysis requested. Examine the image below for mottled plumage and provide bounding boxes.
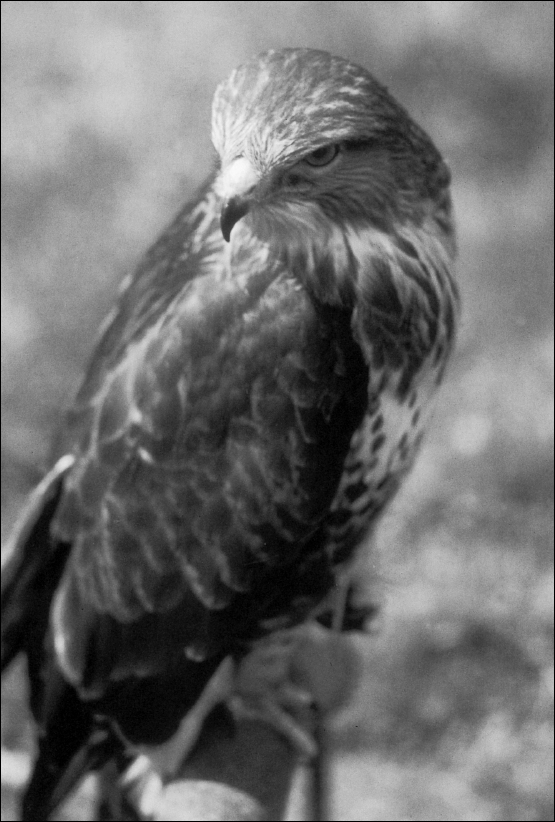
[1,48,459,819]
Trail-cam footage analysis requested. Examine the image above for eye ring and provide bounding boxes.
[303,144,340,167]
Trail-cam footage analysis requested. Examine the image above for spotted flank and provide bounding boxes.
[327,360,442,564]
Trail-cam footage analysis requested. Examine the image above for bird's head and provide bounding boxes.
[212,49,452,262]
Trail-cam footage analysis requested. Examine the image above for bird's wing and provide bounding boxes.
[1,455,74,672]
[43,177,369,701]
[2,176,368,818]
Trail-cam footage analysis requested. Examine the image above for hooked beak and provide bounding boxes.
[218,156,259,242]
[220,196,251,242]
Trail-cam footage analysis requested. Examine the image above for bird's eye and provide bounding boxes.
[303,144,340,167]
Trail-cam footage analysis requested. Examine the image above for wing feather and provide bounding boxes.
[1,456,74,672]
[46,183,368,697]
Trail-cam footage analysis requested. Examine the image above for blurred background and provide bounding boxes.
[1,2,553,820]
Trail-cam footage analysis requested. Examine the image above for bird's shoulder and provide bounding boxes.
[67,174,222,406]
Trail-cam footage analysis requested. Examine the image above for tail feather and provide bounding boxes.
[1,455,124,819]
[1,455,74,672]
[21,713,119,822]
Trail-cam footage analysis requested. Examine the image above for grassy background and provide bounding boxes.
[1,2,553,820]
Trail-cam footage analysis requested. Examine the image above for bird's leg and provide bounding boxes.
[331,574,351,632]
[317,560,379,633]
[230,613,363,766]
[230,627,318,759]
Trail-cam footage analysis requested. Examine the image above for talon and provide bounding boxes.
[230,627,322,759]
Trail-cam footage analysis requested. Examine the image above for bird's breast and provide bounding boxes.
[325,356,443,566]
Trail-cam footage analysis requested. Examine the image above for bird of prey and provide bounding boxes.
[1,48,459,819]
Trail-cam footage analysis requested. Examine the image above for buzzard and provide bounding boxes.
[1,48,459,819]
